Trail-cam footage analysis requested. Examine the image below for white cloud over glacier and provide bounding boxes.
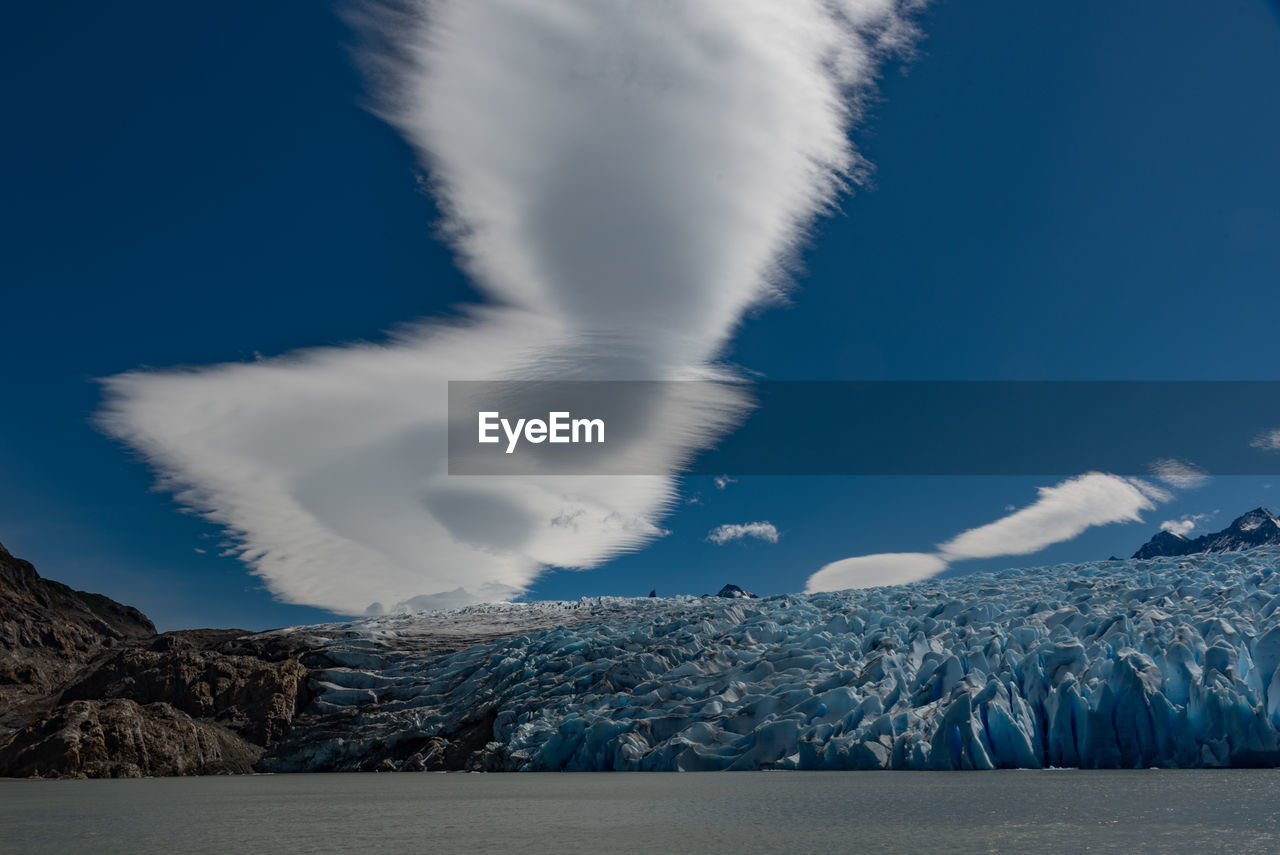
[806,552,946,591]
[808,473,1180,593]
[937,474,1166,561]
[100,0,922,613]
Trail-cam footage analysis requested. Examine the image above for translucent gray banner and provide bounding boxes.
[447,381,1280,476]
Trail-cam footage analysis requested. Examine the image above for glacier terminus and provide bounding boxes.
[263,547,1280,773]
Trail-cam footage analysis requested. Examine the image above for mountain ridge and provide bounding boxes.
[1132,507,1280,559]
[0,542,310,778]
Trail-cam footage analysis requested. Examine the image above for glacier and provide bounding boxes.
[263,548,1280,772]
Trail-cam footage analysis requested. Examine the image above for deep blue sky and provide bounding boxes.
[2,1,1278,630]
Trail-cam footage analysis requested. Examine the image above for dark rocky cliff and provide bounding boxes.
[0,542,311,778]
[0,539,154,740]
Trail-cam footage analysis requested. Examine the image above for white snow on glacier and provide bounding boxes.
[266,548,1280,771]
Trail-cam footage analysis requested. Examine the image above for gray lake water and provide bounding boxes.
[4,770,1280,854]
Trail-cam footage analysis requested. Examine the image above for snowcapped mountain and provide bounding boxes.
[263,547,1280,772]
[712,584,757,599]
[1132,508,1280,559]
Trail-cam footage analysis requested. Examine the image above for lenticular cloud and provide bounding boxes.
[99,0,921,614]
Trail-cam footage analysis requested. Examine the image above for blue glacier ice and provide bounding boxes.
[264,548,1280,771]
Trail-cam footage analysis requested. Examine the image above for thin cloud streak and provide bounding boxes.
[1149,458,1210,490]
[807,472,1187,593]
[938,473,1164,561]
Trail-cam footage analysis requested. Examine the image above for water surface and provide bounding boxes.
[4,770,1279,854]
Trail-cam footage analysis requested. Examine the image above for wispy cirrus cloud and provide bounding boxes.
[807,471,1192,593]
[707,521,780,545]
[1149,458,1210,490]
[100,0,923,614]
[1252,429,1280,453]
[938,473,1166,561]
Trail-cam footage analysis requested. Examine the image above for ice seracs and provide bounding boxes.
[264,547,1280,772]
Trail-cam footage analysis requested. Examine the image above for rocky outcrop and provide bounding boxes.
[1131,529,1196,560]
[0,699,259,778]
[0,541,154,647]
[0,539,155,742]
[0,541,314,778]
[712,584,757,599]
[61,634,309,747]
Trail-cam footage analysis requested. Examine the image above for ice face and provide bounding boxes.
[264,548,1280,771]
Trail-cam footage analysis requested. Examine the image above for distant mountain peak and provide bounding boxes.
[1236,507,1280,532]
[712,584,758,599]
[1132,508,1280,559]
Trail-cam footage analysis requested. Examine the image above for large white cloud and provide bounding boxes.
[100,0,921,614]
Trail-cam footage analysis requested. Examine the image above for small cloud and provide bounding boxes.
[806,553,948,592]
[707,521,778,545]
[1004,504,1016,512]
[686,493,704,506]
[714,475,738,491]
[193,547,207,554]
[1251,429,1280,453]
[1160,512,1214,537]
[1149,458,1209,490]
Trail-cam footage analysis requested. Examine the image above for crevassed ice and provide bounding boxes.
[266,548,1280,771]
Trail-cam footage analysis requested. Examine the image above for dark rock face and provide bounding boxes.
[0,699,259,778]
[0,541,313,778]
[0,540,155,741]
[714,584,758,599]
[1132,508,1280,559]
[60,638,309,747]
[1133,530,1198,560]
